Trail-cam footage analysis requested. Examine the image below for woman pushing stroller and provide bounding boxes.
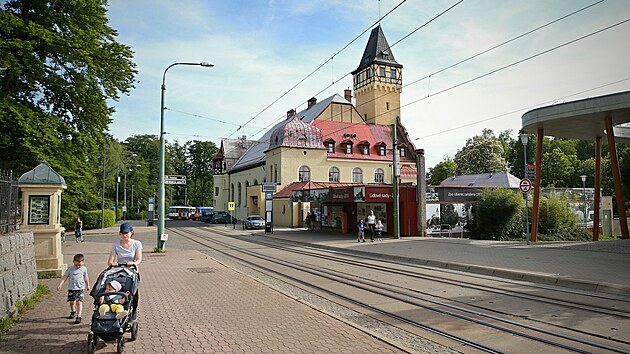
[108,222,143,267]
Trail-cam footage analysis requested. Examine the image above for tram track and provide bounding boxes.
[172,226,630,353]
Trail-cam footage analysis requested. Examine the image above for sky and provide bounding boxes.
[105,0,630,169]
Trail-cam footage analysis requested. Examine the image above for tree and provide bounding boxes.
[472,188,523,240]
[541,148,574,187]
[427,156,456,185]
[454,129,509,175]
[186,140,218,206]
[0,0,136,221]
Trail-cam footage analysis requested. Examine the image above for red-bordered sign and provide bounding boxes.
[519,178,532,193]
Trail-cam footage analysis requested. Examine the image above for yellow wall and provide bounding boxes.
[354,64,402,126]
[318,102,363,123]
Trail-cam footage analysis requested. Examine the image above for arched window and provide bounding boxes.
[374,168,384,183]
[230,183,235,202]
[352,168,363,183]
[329,167,340,182]
[254,179,258,185]
[298,166,310,182]
[274,164,278,182]
[237,182,242,207]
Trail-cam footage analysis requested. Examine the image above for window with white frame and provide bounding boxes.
[352,168,363,183]
[379,145,386,156]
[298,165,310,182]
[327,140,335,153]
[362,143,369,155]
[400,147,406,157]
[374,168,384,183]
[329,167,340,182]
[345,142,353,154]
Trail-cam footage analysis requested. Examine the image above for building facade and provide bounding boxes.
[213,26,419,229]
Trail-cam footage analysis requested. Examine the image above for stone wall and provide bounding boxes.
[1,232,38,318]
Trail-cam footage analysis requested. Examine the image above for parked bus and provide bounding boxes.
[168,206,196,220]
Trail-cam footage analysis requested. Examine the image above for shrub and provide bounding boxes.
[537,194,590,241]
[81,209,115,229]
[471,188,523,240]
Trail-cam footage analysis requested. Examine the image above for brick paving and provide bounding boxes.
[1,235,405,354]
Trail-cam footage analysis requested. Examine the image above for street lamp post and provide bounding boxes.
[580,175,587,225]
[520,132,530,245]
[158,62,214,250]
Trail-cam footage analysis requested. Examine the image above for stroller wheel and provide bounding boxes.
[117,336,125,354]
[87,333,97,354]
[130,321,139,341]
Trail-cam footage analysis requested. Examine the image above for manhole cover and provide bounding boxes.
[187,267,216,274]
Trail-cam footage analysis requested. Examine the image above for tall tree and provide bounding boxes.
[186,140,218,206]
[454,129,508,175]
[0,0,136,220]
[427,156,456,185]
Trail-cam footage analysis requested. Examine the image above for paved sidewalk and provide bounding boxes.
[1,232,404,353]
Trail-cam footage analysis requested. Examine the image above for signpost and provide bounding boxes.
[520,178,532,245]
[165,175,186,185]
[262,183,276,234]
[228,201,235,229]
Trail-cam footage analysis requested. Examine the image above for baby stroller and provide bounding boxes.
[87,265,139,354]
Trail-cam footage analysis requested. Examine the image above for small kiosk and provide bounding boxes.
[18,162,67,276]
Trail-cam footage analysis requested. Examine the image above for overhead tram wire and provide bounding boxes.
[225,0,409,139]
[415,76,630,140]
[238,16,630,154]
[248,0,602,141]
[244,0,468,141]
[165,107,269,130]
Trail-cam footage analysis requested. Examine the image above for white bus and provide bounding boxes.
[168,206,196,220]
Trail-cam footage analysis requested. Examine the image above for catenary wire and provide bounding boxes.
[225,0,409,138]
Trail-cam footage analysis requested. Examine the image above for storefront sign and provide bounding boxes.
[437,188,483,202]
[328,187,353,202]
[365,187,394,202]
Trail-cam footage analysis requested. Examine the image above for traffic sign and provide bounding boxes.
[228,202,235,211]
[165,175,186,185]
[519,178,532,193]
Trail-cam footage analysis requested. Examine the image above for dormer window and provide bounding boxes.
[345,142,353,154]
[359,141,370,155]
[326,139,335,153]
[378,144,386,156]
[382,52,389,60]
[400,147,406,157]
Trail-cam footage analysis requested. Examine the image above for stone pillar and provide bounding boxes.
[18,162,67,276]
[416,149,427,237]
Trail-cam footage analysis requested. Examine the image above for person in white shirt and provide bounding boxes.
[367,210,376,242]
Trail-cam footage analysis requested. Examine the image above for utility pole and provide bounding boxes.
[101,157,106,228]
[115,167,120,222]
[392,121,400,239]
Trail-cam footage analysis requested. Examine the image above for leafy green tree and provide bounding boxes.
[454,129,508,175]
[427,156,456,185]
[186,140,218,206]
[471,188,523,240]
[0,0,136,221]
[541,148,574,187]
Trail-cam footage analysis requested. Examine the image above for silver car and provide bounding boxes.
[244,215,265,229]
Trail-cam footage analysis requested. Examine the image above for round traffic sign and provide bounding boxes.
[519,178,532,193]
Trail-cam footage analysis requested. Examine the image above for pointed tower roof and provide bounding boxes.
[352,25,402,74]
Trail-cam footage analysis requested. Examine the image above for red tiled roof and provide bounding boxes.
[400,165,417,179]
[274,181,363,198]
[313,120,415,162]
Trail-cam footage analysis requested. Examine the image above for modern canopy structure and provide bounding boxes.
[521,90,630,242]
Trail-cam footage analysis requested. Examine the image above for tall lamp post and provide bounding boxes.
[580,175,587,225]
[520,132,530,245]
[158,62,213,250]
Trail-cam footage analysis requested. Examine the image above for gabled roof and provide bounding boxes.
[229,94,348,173]
[352,25,402,74]
[437,172,521,189]
[268,115,325,150]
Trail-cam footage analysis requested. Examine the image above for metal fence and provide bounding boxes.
[0,170,19,234]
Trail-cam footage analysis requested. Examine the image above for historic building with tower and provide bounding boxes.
[213,26,420,234]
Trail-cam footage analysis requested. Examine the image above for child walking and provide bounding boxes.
[57,253,90,324]
[357,219,366,243]
[376,219,383,241]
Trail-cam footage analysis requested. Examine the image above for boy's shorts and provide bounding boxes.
[67,289,84,302]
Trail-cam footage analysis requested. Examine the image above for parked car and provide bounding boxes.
[212,212,236,224]
[244,215,265,229]
[200,212,214,223]
[190,212,200,221]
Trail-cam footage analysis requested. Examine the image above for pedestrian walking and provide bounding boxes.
[57,253,90,324]
[367,210,376,242]
[357,219,366,242]
[310,211,317,231]
[305,212,311,230]
[74,216,83,243]
[376,219,383,241]
[108,222,143,315]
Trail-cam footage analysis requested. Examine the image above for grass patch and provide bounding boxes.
[0,284,49,341]
[37,271,58,279]
[153,247,167,253]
